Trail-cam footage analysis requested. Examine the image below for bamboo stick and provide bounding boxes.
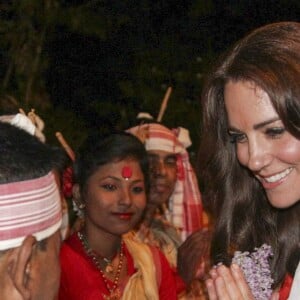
[55,132,75,162]
[157,86,172,122]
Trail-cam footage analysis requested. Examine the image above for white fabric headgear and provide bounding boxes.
[0,172,62,250]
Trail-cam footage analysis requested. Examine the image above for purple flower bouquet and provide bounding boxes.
[232,244,274,300]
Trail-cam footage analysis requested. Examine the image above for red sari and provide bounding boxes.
[59,232,179,299]
[279,273,293,300]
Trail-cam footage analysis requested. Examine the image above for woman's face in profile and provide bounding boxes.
[224,80,300,208]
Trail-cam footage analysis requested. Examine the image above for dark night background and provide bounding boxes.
[1,0,299,153]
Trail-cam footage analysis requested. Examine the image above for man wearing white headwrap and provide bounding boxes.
[127,122,205,297]
[128,123,204,241]
[0,121,66,300]
[0,111,70,240]
[127,124,203,274]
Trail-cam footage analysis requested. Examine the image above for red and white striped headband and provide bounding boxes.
[127,123,191,154]
[0,172,62,250]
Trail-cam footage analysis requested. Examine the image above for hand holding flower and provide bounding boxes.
[206,263,255,300]
[206,244,275,300]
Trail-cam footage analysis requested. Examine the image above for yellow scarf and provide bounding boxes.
[121,232,159,300]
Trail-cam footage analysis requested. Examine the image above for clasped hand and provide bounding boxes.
[205,264,279,300]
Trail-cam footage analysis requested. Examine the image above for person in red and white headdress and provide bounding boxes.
[127,120,207,298]
[127,119,204,257]
[0,110,70,240]
[0,121,66,300]
[128,121,204,241]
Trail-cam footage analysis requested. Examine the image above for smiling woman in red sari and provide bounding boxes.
[58,131,181,300]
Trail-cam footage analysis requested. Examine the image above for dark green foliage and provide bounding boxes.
[1,0,299,151]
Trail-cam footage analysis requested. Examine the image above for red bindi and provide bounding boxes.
[121,166,133,180]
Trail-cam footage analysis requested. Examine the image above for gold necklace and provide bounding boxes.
[78,231,124,299]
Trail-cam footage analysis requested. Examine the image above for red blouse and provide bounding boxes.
[279,273,293,300]
[59,232,179,300]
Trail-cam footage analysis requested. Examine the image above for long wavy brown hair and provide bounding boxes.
[198,22,300,288]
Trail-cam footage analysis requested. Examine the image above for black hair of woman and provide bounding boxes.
[73,130,149,193]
